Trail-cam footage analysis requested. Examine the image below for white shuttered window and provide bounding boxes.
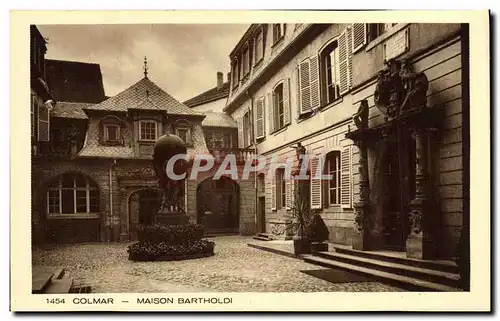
[298,56,321,114]
[340,146,353,208]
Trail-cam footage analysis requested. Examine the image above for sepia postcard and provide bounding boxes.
[10,10,490,312]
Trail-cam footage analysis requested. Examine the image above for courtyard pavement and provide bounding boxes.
[32,236,403,293]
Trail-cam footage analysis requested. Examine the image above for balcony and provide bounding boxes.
[208,147,256,164]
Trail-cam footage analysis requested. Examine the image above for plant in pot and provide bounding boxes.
[289,182,312,255]
[305,212,330,254]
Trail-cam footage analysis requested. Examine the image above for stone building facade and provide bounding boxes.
[32,48,256,243]
[224,23,469,260]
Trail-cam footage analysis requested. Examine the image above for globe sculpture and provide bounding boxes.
[152,133,189,225]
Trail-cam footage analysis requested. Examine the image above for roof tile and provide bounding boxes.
[85,77,203,116]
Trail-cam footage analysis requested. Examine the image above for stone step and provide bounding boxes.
[252,235,273,241]
[32,272,54,294]
[51,268,65,280]
[253,233,274,241]
[316,251,460,288]
[334,246,459,274]
[302,255,460,292]
[44,272,73,294]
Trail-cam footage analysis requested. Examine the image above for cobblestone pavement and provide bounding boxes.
[32,236,404,293]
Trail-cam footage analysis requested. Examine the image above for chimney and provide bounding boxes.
[217,71,223,89]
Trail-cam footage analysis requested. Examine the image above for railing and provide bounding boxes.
[208,147,256,164]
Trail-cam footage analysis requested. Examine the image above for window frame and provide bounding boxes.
[175,126,192,146]
[320,39,342,106]
[326,151,341,206]
[231,58,240,89]
[46,173,99,217]
[276,168,286,210]
[273,82,285,130]
[104,123,121,143]
[242,45,251,77]
[139,120,157,141]
[254,28,264,66]
[272,23,286,46]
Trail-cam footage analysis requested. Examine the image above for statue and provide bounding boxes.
[373,59,428,121]
[153,134,188,215]
[291,142,306,175]
[353,99,369,129]
[399,59,429,113]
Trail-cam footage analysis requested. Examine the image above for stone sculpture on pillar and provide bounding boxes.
[153,133,189,225]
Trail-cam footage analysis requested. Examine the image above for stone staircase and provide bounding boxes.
[252,233,275,241]
[302,246,461,292]
[32,268,92,294]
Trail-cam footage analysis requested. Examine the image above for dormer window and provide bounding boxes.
[139,120,157,141]
[104,124,120,143]
[272,24,285,45]
[100,115,123,146]
[176,127,191,144]
[173,120,193,146]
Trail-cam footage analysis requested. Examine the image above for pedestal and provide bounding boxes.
[352,203,384,251]
[405,198,438,259]
[155,211,189,226]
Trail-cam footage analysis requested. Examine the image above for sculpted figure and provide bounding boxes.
[399,59,429,113]
[353,99,369,129]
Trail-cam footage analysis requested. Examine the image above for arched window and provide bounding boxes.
[324,151,341,206]
[173,119,193,146]
[101,115,124,145]
[320,39,341,105]
[47,173,99,215]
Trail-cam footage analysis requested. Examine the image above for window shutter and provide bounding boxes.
[285,176,292,210]
[310,153,323,209]
[268,93,274,133]
[346,26,354,89]
[255,97,265,139]
[298,59,311,113]
[338,30,349,95]
[271,172,277,210]
[237,117,244,148]
[341,146,352,208]
[37,101,50,142]
[248,108,253,145]
[283,78,291,125]
[309,55,321,110]
[352,23,367,53]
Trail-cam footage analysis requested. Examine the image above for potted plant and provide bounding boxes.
[306,212,330,254]
[290,182,312,255]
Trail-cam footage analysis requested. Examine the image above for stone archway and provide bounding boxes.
[196,176,240,234]
[127,188,162,241]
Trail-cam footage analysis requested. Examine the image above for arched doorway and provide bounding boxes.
[197,176,240,234]
[128,188,161,240]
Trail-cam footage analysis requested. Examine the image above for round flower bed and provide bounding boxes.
[127,223,215,262]
[128,240,215,262]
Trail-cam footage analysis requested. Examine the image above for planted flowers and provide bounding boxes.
[128,223,215,261]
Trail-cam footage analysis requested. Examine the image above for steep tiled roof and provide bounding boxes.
[183,82,230,108]
[45,59,107,104]
[85,77,203,116]
[78,146,134,159]
[51,101,93,119]
[201,111,237,128]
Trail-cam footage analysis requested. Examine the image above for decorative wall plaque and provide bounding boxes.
[383,27,409,62]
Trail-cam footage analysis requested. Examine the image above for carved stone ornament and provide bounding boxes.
[408,207,423,234]
[271,223,286,236]
[353,99,369,130]
[374,59,429,121]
